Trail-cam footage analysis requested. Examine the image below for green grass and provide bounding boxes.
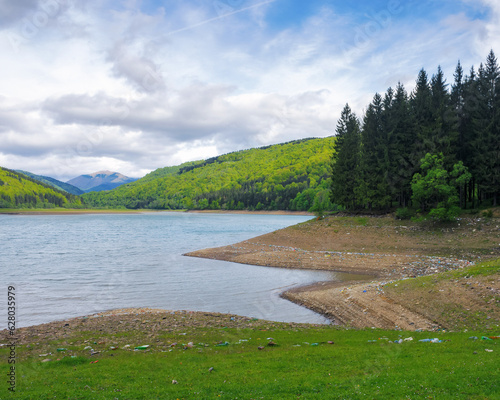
[2,326,498,399]
[386,259,500,291]
[383,259,499,331]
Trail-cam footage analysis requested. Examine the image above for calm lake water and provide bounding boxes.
[0,212,363,328]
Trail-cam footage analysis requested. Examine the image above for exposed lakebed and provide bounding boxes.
[0,212,366,328]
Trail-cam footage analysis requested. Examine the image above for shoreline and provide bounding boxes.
[185,215,499,330]
[0,208,151,215]
[0,308,320,346]
[0,208,314,216]
[185,210,314,216]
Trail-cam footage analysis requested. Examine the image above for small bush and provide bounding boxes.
[429,204,461,222]
[482,209,493,218]
[395,207,415,220]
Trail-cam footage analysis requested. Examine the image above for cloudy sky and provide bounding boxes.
[0,0,499,181]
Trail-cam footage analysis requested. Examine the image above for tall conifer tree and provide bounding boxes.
[331,104,361,210]
[461,66,480,206]
[387,83,417,207]
[411,69,434,163]
[475,51,500,205]
[359,93,391,209]
[430,66,458,169]
[452,61,465,162]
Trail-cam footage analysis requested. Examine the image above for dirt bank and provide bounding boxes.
[0,308,313,350]
[186,215,500,330]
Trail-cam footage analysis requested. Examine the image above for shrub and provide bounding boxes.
[395,207,415,220]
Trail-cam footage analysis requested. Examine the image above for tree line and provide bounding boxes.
[82,138,336,212]
[330,50,500,218]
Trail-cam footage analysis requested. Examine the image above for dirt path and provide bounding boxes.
[186,215,500,330]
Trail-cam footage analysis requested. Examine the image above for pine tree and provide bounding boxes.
[330,104,361,210]
[430,66,458,169]
[479,50,500,205]
[359,93,391,210]
[470,53,500,205]
[451,61,469,206]
[387,83,417,207]
[452,61,465,161]
[461,66,480,207]
[495,53,500,206]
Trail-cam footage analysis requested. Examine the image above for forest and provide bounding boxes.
[0,168,83,209]
[331,50,500,220]
[82,138,336,212]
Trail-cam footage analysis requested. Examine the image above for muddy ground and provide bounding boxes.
[186,215,500,331]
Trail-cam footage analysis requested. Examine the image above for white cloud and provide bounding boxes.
[0,0,498,181]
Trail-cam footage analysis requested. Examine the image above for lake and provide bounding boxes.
[0,212,362,328]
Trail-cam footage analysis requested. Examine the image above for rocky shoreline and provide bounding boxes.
[186,215,499,330]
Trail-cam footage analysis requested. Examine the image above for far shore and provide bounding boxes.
[185,209,314,216]
[0,208,314,216]
[0,208,150,215]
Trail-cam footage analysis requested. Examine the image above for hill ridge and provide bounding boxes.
[82,137,336,211]
[16,170,84,195]
[0,167,83,209]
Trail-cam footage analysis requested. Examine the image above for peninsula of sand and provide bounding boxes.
[185,214,500,331]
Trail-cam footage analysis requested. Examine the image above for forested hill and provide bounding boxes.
[82,137,336,211]
[15,170,84,195]
[0,168,83,209]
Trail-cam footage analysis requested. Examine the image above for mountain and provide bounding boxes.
[0,167,83,209]
[67,171,137,193]
[82,137,337,211]
[16,170,84,195]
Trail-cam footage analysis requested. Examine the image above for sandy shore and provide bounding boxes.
[186,215,499,330]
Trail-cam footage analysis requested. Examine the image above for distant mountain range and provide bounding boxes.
[16,170,84,195]
[67,170,137,193]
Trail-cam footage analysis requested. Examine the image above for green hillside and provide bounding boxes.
[16,170,84,195]
[0,168,83,209]
[82,137,336,211]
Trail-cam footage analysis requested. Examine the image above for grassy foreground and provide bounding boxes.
[1,328,500,399]
[2,330,498,399]
[1,244,498,399]
[1,297,499,399]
